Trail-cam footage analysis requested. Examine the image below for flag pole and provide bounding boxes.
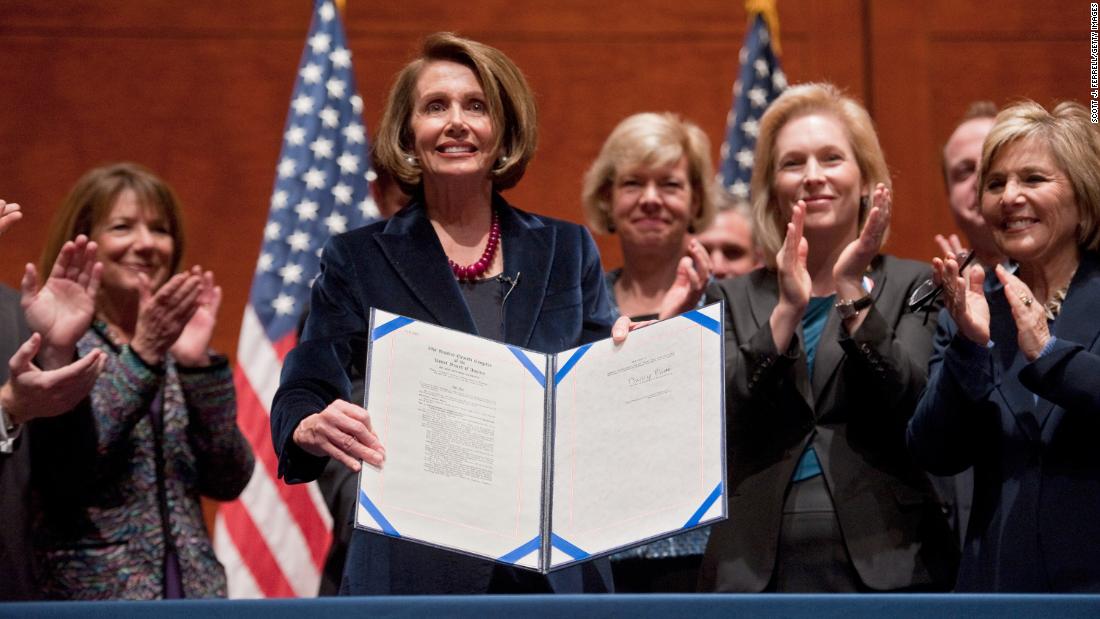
[746,0,781,55]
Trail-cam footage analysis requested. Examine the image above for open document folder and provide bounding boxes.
[355,303,726,573]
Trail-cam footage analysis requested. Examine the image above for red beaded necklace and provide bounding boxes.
[449,209,500,281]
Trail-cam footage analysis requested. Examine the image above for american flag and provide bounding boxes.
[213,0,377,598]
[717,6,787,200]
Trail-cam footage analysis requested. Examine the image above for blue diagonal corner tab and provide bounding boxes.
[372,316,415,341]
[554,343,592,385]
[682,310,720,334]
[549,533,589,560]
[508,346,546,388]
[358,489,400,537]
[683,481,723,528]
[498,535,541,564]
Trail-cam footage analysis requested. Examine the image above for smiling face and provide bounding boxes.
[981,136,1080,269]
[772,113,866,241]
[408,60,497,187]
[91,188,174,297]
[610,156,694,252]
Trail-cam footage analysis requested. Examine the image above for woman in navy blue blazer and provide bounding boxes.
[909,100,1100,591]
[270,33,616,595]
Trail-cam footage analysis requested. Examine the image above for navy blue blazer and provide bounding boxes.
[271,197,616,594]
[909,251,1100,592]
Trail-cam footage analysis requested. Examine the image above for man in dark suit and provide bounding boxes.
[0,202,105,599]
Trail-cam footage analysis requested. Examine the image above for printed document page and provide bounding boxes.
[356,312,547,569]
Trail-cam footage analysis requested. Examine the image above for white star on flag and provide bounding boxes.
[319,106,339,128]
[318,1,335,21]
[754,58,769,78]
[326,78,346,99]
[279,263,305,285]
[748,87,768,108]
[741,119,760,138]
[285,125,306,146]
[271,190,289,209]
[299,63,322,84]
[295,199,320,220]
[310,137,334,159]
[302,167,327,189]
[271,293,296,316]
[286,230,312,252]
[292,94,314,115]
[350,95,363,114]
[264,221,282,240]
[329,47,351,69]
[256,253,274,273]
[324,212,348,234]
[342,122,365,144]
[277,158,297,178]
[729,180,750,199]
[331,182,352,204]
[336,153,360,175]
[773,70,788,90]
[308,32,331,54]
[735,148,754,169]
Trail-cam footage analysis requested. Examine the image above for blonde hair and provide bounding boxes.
[373,32,537,196]
[39,162,185,279]
[750,83,891,268]
[978,100,1100,252]
[581,112,715,235]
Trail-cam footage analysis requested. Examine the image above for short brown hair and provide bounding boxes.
[750,83,891,268]
[979,100,1100,252]
[581,112,715,235]
[40,162,186,278]
[373,32,538,196]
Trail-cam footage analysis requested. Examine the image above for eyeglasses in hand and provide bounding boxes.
[908,250,977,313]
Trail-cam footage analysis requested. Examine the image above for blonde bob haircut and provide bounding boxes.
[39,162,185,281]
[978,100,1100,252]
[373,32,537,196]
[581,112,715,235]
[750,83,891,269]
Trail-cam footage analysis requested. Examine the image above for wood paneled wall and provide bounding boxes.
[0,0,1088,360]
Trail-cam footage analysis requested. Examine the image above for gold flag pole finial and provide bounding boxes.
[745,0,781,55]
[335,0,346,16]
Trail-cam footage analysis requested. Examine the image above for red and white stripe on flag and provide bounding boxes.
[212,0,375,597]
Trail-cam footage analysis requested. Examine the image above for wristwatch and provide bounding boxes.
[834,292,873,319]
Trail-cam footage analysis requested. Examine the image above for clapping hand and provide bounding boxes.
[169,269,222,367]
[21,235,102,370]
[130,267,205,366]
[933,251,990,346]
[995,264,1050,361]
[657,239,713,320]
[769,201,811,351]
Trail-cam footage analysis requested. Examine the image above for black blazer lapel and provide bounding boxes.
[374,203,477,333]
[498,200,554,348]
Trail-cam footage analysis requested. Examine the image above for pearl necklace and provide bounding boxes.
[449,209,500,281]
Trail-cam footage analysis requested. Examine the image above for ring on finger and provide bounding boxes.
[1019,294,1033,307]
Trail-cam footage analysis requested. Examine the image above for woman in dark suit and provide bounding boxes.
[909,101,1100,592]
[270,33,615,595]
[698,83,957,592]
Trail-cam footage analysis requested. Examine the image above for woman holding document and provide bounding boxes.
[697,83,957,592]
[271,33,616,594]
